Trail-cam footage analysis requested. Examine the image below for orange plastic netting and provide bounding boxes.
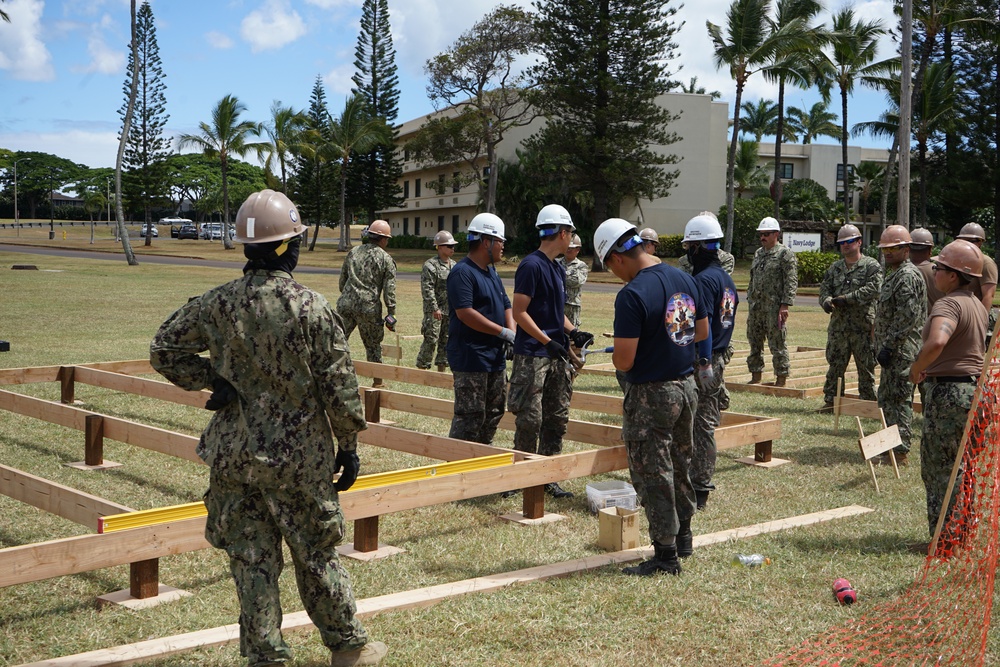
[764,337,1000,665]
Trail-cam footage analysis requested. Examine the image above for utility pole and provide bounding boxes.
[898,0,912,228]
[48,168,55,240]
[13,156,30,238]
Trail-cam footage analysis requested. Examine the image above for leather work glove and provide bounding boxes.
[876,347,892,368]
[696,358,715,391]
[205,377,238,411]
[821,298,834,314]
[569,328,595,349]
[333,448,361,492]
[831,296,848,309]
[544,339,570,361]
[497,327,516,344]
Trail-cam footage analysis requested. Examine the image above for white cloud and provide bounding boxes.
[305,0,361,8]
[76,32,125,75]
[0,0,54,81]
[205,30,235,50]
[323,63,357,100]
[0,128,120,168]
[240,0,307,53]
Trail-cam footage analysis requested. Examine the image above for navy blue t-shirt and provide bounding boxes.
[694,263,739,354]
[614,263,707,384]
[513,249,567,357]
[446,257,511,372]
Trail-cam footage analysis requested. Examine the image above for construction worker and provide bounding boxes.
[910,227,945,308]
[955,222,997,328]
[874,225,927,465]
[639,227,660,256]
[595,217,709,575]
[559,233,589,328]
[683,212,738,512]
[909,240,988,544]
[678,238,736,275]
[507,204,594,499]
[447,213,513,445]
[746,216,798,386]
[150,190,386,667]
[337,220,397,368]
[416,230,458,371]
[819,223,882,410]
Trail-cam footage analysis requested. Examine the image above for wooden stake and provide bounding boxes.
[129,559,159,599]
[85,414,104,466]
[58,366,75,404]
[522,486,545,520]
[353,516,380,553]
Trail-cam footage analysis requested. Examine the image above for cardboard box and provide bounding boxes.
[597,506,641,552]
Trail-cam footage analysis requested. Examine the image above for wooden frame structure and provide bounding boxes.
[0,359,780,601]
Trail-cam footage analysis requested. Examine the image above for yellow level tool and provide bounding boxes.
[98,452,514,533]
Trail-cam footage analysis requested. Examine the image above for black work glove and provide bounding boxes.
[504,341,515,361]
[876,346,892,368]
[205,377,238,411]
[831,296,848,308]
[544,339,569,361]
[569,328,595,349]
[333,448,361,492]
[821,299,833,314]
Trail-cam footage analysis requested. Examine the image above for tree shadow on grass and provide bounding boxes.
[783,530,928,557]
[793,445,866,467]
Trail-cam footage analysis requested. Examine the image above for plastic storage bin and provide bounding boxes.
[585,480,637,513]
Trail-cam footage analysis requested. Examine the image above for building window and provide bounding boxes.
[415,178,421,198]
[438,215,445,231]
[404,148,410,162]
[414,216,420,232]
[452,214,460,233]
[438,174,445,194]
[452,172,460,193]
[403,180,409,199]
[836,164,854,182]
[779,163,793,180]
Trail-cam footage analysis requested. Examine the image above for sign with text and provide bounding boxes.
[784,232,822,253]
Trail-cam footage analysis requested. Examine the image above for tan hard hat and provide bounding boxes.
[910,227,934,247]
[957,222,986,242]
[877,225,912,248]
[639,228,659,243]
[368,219,392,238]
[934,239,983,277]
[568,234,582,248]
[837,224,862,242]
[433,230,457,246]
[234,189,306,244]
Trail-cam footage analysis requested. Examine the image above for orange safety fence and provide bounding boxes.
[764,333,1000,666]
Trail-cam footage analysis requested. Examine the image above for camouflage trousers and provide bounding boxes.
[920,380,975,537]
[204,465,367,665]
[507,354,573,456]
[622,376,698,544]
[450,370,507,444]
[824,327,875,402]
[746,303,789,376]
[691,352,727,493]
[416,311,449,369]
[337,305,384,363]
[878,354,917,452]
[565,305,581,329]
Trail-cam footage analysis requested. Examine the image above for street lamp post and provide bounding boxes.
[12,157,30,238]
[107,177,113,241]
[48,168,55,240]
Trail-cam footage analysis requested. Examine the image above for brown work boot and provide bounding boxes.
[818,400,835,413]
[372,378,385,388]
[748,372,762,384]
[331,641,387,667]
[895,452,908,466]
[774,375,787,387]
[436,363,447,372]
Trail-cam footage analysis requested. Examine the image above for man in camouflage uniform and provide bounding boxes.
[150,190,386,667]
[746,216,798,386]
[956,222,998,331]
[819,224,882,409]
[874,226,928,465]
[910,227,945,309]
[678,248,736,275]
[595,217,709,575]
[337,219,396,365]
[416,230,457,371]
[509,204,594,499]
[559,233,589,328]
[639,227,660,256]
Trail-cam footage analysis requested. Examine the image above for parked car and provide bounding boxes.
[161,217,192,238]
[200,223,235,240]
[177,224,199,240]
[139,224,159,238]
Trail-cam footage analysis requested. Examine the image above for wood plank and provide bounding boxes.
[360,422,516,461]
[836,397,884,421]
[858,424,902,460]
[14,505,873,667]
[0,464,133,530]
[0,365,61,386]
[354,360,454,389]
[80,360,156,375]
[73,367,208,409]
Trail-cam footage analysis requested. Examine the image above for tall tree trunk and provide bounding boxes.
[221,155,234,250]
[840,87,851,218]
[772,78,786,219]
[339,163,349,252]
[994,33,1000,263]
[880,135,898,228]
[724,81,745,254]
[115,0,138,266]
[898,0,913,230]
[144,203,152,247]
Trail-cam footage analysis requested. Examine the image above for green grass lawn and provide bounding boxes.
[0,247,991,666]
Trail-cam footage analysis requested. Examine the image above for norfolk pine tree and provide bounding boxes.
[119,0,171,247]
[529,0,682,263]
[293,76,338,251]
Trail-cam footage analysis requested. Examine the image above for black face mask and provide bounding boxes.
[687,244,719,274]
[243,235,301,275]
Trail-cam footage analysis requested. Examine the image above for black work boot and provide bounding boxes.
[695,489,710,511]
[622,542,681,576]
[544,482,574,498]
[676,519,693,558]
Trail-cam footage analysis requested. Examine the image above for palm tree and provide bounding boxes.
[325,94,391,252]
[739,99,779,141]
[787,102,841,143]
[178,94,264,249]
[821,8,896,218]
[680,76,722,99]
[912,63,957,227]
[260,102,307,192]
[733,139,773,197]
[707,0,811,252]
[853,160,883,223]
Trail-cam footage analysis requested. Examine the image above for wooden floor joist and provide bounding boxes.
[12,505,874,667]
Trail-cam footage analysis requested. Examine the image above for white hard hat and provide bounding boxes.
[433,230,457,246]
[568,234,582,248]
[683,214,724,243]
[639,228,659,243]
[757,216,781,232]
[536,204,575,231]
[595,218,640,263]
[467,212,506,242]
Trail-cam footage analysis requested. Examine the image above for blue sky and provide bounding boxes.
[0,0,897,170]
